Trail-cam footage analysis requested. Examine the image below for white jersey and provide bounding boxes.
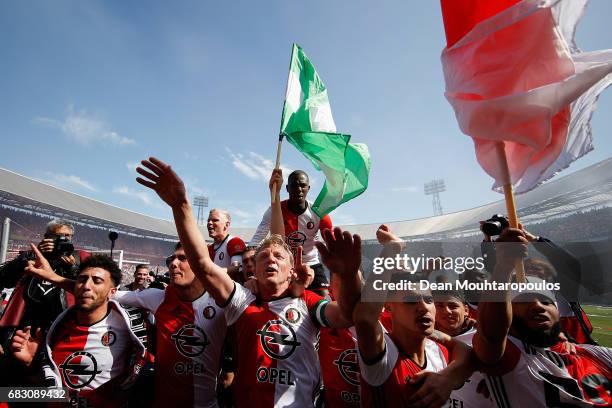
[448,328,494,407]
[207,234,246,268]
[250,200,333,265]
[44,301,147,406]
[471,335,612,407]
[114,288,227,408]
[224,283,330,408]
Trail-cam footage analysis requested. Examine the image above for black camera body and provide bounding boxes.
[481,214,510,237]
[17,236,74,263]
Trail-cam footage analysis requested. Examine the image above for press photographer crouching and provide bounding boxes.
[0,220,87,349]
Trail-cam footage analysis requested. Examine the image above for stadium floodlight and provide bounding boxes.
[193,196,209,226]
[424,179,446,216]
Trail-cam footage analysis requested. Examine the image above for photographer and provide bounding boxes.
[0,219,85,334]
[480,215,595,344]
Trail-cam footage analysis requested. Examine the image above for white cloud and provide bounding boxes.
[226,148,292,182]
[113,186,162,209]
[40,172,97,192]
[391,185,420,193]
[35,105,135,147]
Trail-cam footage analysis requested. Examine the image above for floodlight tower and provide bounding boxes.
[424,179,446,216]
[193,196,209,226]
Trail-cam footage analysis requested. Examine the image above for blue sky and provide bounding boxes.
[1,0,611,227]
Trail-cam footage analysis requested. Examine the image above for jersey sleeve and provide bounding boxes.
[249,206,272,246]
[304,290,331,327]
[227,237,246,257]
[223,282,256,326]
[478,338,521,376]
[319,214,333,232]
[358,331,398,386]
[112,289,166,314]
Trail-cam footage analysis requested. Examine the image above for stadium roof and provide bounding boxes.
[1,158,612,241]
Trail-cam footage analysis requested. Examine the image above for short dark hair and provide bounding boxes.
[78,255,123,287]
[174,241,182,251]
[135,264,149,272]
[288,170,309,185]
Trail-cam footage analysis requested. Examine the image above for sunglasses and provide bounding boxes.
[165,254,188,267]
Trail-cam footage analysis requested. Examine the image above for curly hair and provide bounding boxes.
[78,254,123,287]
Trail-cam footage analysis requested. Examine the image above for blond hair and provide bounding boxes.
[255,234,294,266]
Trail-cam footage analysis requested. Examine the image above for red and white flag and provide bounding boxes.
[441,0,612,193]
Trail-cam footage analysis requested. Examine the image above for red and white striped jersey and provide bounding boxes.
[250,200,333,265]
[319,327,361,407]
[358,334,449,407]
[114,287,226,408]
[224,283,330,407]
[44,300,147,406]
[477,335,612,407]
[208,234,246,268]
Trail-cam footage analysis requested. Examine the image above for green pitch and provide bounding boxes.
[583,305,612,347]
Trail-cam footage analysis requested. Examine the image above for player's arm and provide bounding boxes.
[474,228,528,365]
[269,169,285,237]
[315,227,363,326]
[353,225,405,363]
[136,157,234,305]
[23,244,75,293]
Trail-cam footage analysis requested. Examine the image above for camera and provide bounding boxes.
[481,214,510,237]
[14,236,74,263]
[149,273,170,290]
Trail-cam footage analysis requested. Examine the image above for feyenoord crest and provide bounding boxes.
[306,221,315,230]
[284,307,301,323]
[101,331,116,347]
[203,305,216,319]
[257,319,301,360]
[59,351,102,389]
[171,324,210,357]
[334,349,360,386]
[219,252,225,260]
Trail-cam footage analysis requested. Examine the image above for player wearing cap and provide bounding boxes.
[473,228,612,407]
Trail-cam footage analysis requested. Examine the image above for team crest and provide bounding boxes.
[284,307,301,323]
[59,351,102,389]
[101,331,116,347]
[257,319,301,360]
[306,221,315,230]
[334,349,360,386]
[219,252,225,260]
[286,231,307,251]
[203,306,216,319]
[171,324,210,357]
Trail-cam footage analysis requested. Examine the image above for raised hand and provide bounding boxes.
[10,326,43,367]
[24,244,56,282]
[269,168,283,194]
[136,157,188,208]
[293,246,314,287]
[315,227,361,279]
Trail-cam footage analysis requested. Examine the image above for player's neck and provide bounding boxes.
[176,280,206,302]
[391,331,427,367]
[214,233,229,245]
[288,200,307,215]
[76,303,110,326]
[259,282,291,302]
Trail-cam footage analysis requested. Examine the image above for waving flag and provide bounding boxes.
[441,0,612,193]
[280,44,370,217]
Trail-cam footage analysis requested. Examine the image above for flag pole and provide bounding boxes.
[495,142,526,283]
[272,44,297,203]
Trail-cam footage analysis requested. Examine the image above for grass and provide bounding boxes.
[583,305,612,347]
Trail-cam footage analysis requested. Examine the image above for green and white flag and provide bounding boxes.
[280,44,371,217]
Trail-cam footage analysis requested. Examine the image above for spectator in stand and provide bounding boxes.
[472,228,612,406]
[120,264,150,291]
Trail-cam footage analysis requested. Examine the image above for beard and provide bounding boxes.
[512,316,561,347]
